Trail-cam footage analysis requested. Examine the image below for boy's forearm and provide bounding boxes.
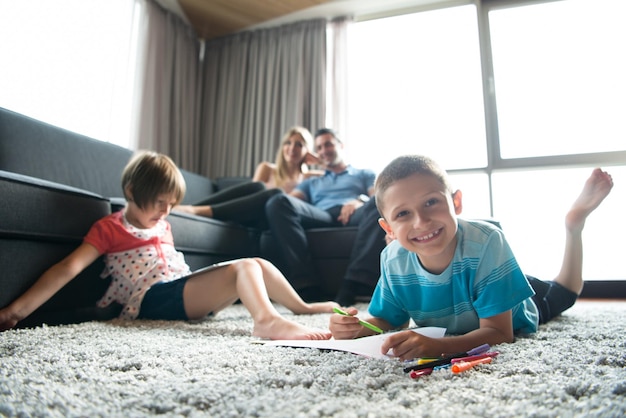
[436,327,513,356]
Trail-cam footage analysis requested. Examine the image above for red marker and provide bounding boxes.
[409,368,433,379]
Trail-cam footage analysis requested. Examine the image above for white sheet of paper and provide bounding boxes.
[261,327,446,359]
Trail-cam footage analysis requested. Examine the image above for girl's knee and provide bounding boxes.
[232,258,263,274]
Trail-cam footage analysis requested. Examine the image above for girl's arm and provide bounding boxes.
[381,310,514,360]
[0,242,101,331]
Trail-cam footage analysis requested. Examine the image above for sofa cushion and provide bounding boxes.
[180,169,216,205]
[0,170,113,322]
[167,211,262,270]
[0,171,110,239]
[260,227,358,295]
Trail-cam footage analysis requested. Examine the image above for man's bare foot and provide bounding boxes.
[253,317,331,340]
[565,168,613,233]
[291,301,339,315]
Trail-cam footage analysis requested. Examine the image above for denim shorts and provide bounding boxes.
[527,275,578,324]
[137,277,190,320]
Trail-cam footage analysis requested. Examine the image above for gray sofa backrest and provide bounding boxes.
[0,107,132,198]
[0,107,215,203]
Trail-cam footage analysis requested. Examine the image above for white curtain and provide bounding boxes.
[326,17,352,140]
[199,19,327,179]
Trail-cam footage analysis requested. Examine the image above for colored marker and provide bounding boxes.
[403,343,491,373]
[409,368,433,379]
[442,343,491,359]
[333,307,384,334]
[451,351,499,364]
[451,357,493,374]
[417,357,440,365]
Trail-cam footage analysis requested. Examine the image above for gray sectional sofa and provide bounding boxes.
[0,107,357,327]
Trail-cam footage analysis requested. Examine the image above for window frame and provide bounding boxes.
[344,0,626,297]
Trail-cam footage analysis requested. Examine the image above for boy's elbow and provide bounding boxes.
[486,328,514,345]
[498,329,515,344]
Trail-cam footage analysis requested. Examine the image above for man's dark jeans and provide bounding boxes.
[265,194,386,297]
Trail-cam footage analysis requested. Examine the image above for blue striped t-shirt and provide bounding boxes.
[368,218,539,335]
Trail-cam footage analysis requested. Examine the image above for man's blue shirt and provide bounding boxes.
[296,166,375,210]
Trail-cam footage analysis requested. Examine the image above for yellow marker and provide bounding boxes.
[417,358,440,365]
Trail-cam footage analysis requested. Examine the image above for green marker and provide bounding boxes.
[333,307,384,334]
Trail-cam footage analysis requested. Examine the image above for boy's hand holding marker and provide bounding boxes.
[333,307,384,334]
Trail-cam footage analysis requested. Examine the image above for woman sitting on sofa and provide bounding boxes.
[176,126,322,227]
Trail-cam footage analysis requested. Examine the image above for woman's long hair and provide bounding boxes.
[273,126,313,189]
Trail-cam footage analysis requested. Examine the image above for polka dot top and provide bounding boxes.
[84,211,191,320]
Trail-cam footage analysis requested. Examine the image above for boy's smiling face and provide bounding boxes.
[378,173,462,274]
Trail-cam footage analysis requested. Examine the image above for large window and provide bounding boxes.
[490,0,626,159]
[343,0,625,283]
[0,0,140,149]
[345,5,487,174]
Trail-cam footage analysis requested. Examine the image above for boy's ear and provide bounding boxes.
[452,190,463,215]
[378,218,394,238]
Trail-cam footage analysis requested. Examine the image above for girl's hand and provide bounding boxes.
[0,307,21,332]
[381,331,443,361]
[329,307,364,340]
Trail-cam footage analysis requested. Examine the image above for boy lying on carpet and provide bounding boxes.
[0,151,337,339]
[329,155,613,360]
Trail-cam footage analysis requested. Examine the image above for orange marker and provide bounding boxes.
[451,356,493,374]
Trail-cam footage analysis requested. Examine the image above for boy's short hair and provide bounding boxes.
[375,155,453,216]
[122,151,186,209]
[313,128,341,144]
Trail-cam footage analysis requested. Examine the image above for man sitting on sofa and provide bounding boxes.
[265,128,387,305]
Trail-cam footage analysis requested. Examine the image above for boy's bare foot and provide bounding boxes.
[565,168,613,233]
[253,317,331,340]
[292,301,340,315]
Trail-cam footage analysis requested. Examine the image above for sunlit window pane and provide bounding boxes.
[492,167,624,281]
[0,0,139,149]
[345,5,486,174]
[448,172,491,220]
[490,0,626,158]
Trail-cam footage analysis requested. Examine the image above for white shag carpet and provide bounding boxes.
[1,301,625,417]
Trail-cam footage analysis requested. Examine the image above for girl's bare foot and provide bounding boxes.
[253,317,331,340]
[291,301,339,315]
[565,168,613,233]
